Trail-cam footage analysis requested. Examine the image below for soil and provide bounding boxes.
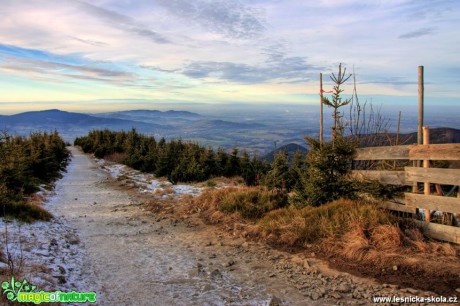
[6,146,458,305]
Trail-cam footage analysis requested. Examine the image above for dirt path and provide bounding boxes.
[50,147,326,305]
[47,147,450,306]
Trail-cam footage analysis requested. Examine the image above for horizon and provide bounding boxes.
[1,1,460,114]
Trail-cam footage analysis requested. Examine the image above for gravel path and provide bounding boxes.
[43,147,446,306]
[49,147,322,305]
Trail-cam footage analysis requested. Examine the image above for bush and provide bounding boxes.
[0,131,69,221]
[258,198,395,246]
[194,187,288,220]
[298,136,356,207]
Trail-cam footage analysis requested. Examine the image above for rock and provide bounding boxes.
[310,292,320,300]
[201,284,213,292]
[210,269,223,279]
[242,242,249,248]
[55,275,66,284]
[225,260,235,267]
[269,296,283,306]
[407,288,418,294]
[0,262,8,269]
[456,288,460,293]
[330,292,342,299]
[392,265,398,271]
[336,283,351,293]
[303,259,310,269]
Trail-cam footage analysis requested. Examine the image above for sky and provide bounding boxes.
[0,0,459,114]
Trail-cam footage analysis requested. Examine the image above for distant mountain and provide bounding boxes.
[0,109,168,141]
[354,127,460,146]
[189,119,266,130]
[94,109,201,122]
[263,143,308,163]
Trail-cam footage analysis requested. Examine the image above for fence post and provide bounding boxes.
[319,73,324,145]
[413,66,424,194]
[423,126,430,222]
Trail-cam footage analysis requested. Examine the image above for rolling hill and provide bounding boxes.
[0,109,168,141]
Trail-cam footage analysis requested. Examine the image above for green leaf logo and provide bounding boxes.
[2,277,36,301]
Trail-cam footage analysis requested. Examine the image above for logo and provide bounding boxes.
[2,277,97,304]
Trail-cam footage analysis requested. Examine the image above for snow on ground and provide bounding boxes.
[97,158,203,198]
[0,156,208,304]
[0,187,89,299]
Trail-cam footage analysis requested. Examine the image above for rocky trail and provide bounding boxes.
[2,147,455,305]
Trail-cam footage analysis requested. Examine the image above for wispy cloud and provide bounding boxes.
[154,0,266,39]
[398,27,434,39]
[1,56,133,83]
[71,0,171,44]
[69,36,108,47]
[182,49,323,84]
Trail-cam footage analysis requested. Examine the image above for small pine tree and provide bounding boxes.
[298,64,357,206]
[322,63,352,142]
[302,136,355,206]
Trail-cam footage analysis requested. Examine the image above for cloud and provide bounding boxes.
[398,27,434,39]
[182,47,323,83]
[0,55,134,84]
[154,0,266,39]
[72,0,171,44]
[69,36,108,47]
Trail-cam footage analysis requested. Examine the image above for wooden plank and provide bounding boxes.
[415,220,460,244]
[351,170,407,185]
[355,145,410,160]
[409,143,460,161]
[405,167,460,185]
[380,201,416,214]
[405,193,460,214]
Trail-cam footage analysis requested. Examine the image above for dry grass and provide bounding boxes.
[258,199,395,246]
[371,224,403,251]
[104,152,128,163]
[192,187,288,220]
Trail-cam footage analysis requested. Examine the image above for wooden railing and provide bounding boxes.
[352,142,460,244]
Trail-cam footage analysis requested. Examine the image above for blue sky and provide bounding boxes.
[0,0,459,114]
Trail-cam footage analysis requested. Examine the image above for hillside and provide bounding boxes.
[0,109,168,140]
[263,143,308,162]
[354,127,460,147]
[94,109,202,123]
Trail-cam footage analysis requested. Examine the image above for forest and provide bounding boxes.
[74,129,270,186]
[0,131,70,221]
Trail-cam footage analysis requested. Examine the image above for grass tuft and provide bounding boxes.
[193,187,288,220]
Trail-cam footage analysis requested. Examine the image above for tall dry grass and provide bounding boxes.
[192,187,288,220]
[258,198,394,246]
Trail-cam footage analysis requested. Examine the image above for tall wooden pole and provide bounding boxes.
[418,66,424,145]
[423,126,430,222]
[320,73,324,145]
[413,66,425,194]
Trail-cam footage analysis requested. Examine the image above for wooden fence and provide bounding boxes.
[352,141,460,244]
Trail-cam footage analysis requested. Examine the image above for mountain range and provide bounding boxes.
[1,109,459,155]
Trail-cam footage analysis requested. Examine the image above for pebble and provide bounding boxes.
[269,296,283,306]
[330,292,342,299]
[336,283,351,293]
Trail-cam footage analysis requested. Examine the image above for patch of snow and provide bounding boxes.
[97,159,205,199]
[173,184,203,196]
